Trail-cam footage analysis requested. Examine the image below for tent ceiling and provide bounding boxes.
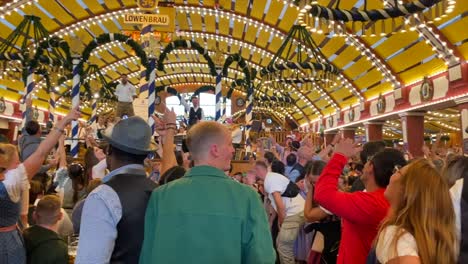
[0,0,466,127]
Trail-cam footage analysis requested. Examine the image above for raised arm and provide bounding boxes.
[304,183,328,222]
[58,134,67,169]
[23,108,80,180]
[314,139,379,223]
[160,108,177,175]
[180,96,190,112]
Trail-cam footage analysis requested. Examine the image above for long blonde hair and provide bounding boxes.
[0,143,17,169]
[378,159,456,264]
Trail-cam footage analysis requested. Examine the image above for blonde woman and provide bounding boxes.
[0,108,79,264]
[376,159,457,264]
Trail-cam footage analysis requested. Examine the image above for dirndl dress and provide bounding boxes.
[0,182,26,263]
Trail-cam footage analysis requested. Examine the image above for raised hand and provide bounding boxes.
[163,107,177,125]
[57,107,81,129]
[331,131,342,145]
[333,138,359,158]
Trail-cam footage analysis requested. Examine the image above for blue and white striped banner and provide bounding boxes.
[71,59,81,158]
[148,59,156,134]
[215,69,222,122]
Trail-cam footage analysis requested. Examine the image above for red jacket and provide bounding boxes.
[314,153,389,264]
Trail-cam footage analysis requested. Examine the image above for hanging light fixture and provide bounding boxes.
[260,25,341,109]
[296,0,456,37]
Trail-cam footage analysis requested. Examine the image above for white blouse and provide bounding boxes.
[376,225,419,263]
[3,164,29,203]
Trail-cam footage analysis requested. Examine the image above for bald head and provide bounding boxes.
[187,121,233,165]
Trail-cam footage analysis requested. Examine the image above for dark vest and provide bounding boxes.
[459,177,468,263]
[105,169,157,264]
[291,163,305,180]
[189,107,202,126]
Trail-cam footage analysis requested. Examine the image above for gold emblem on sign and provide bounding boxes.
[420,76,433,102]
[377,93,386,114]
[213,48,224,68]
[0,97,6,114]
[138,0,159,10]
[70,35,84,56]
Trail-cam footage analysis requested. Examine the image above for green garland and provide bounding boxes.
[79,33,149,79]
[222,54,251,90]
[157,39,217,76]
[29,36,72,71]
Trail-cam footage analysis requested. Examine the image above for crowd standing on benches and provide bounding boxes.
[0,102,467,264]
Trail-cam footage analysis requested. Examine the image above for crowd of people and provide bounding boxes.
[0,100,467,264]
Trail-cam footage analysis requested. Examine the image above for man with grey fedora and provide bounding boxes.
[76,116,158,264]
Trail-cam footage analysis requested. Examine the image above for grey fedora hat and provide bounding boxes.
[102,116,156,155]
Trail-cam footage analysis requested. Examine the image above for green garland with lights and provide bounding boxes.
[157,39,217,76]
[222,54,251,90]
[79,33,149,79]
[29,36,72,70]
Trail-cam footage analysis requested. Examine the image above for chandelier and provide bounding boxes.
[296,0,455,37]
[260,25,340,94]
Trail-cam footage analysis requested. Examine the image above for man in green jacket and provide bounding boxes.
[23,195,68,264]
[140,121,276,264]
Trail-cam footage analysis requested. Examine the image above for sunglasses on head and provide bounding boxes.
[393,164,403,174]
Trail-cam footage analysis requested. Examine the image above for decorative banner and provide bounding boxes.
[124,7,176,32]
[137,0,159,10]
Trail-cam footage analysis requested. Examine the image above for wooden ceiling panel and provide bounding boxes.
[374,32,419,58]
[277,7,299,32]
[441,18,468,44]
[204,16,217,34]
[331,46,361,69]
[218,17,231,35]
[43,1,75,25]
[82,0,106,13]
[387,41,435,72]
[189,14,203,32]
[59,1,89,19]
[458,42,468,59]
[176,13,190,30]
[398,58,446,85]
[244,24,258,44]
[232,20,245,39]
[250,0,267,20]
[344,57,373,80]
[256,30,270,48]
[354,68,383,89]
[264,0,283,26]
[362,82,392,100]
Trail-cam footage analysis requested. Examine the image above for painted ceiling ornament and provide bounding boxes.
[377,93,386,114]
[328,116,334,128]
[420,76,434,102]
[348,106,355,122]
[236,97,245,107]
[143,34,161,58]
[0,97,6,114]
[296,0,455,37]
[70,35,84,57]
[138,0,159,10]
[213,47,224,69]
[260,25,339,113]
